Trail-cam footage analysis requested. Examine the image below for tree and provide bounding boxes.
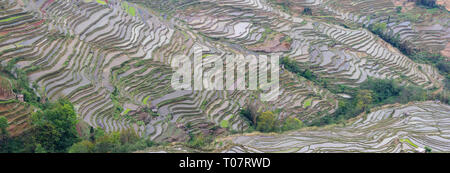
[34,144,47,153]
[256,111,278,132]
[425,146,432,153]
[396,6,402,13]
[32,123,62,152]
[119,129,139,145]
[0,116,8,138]
[360,78,399,103]
[0,116,9,151]
[371,23,387,34]
[239,108,254,126]
[282,117,304,131]
[303,7,312,15]
[69,127,157,153]
[93,132,120,153]
[416,0,437,8]
[68,140,94,153]
[355,90,373,112]
[187,133,212,149]
[94,127,105,141]
[31,99,79,152]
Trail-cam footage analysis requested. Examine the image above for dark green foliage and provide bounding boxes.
[0,99,82,153]
[368,22,416,55]
[363,78,429,104]
[396,6,402,13]
[68,140,94,153]
[0,117,9,151]
[312,78,430,126]
[31,99,79,152]
[239,107,254,126]
[360,79,399,103]
[69,128,157,153]
[416,0,438,8]
[34,144,47,153]
[0,117,8,137]
[370,23,387,34]
[410,51,450,89]
[0,132,35,153]
[303,7,312,15]
[110,86,123,118]
[281,57,317,81]
[425,146,432,153]
[187,132,213,149]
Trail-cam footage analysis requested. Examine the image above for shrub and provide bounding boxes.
[396,6,402,13]
[187,133,212,149]
[68,140,94,153]
[282,117,304,131]
[239,107,254,126]
[303,7,312,15]
[31,99,79,153]
[281,57,318,81]
[0,116,8,137]
[416,0,437,8]
[256,111,278,132]
[0,117,9,151]
[355,90,373,112]
[425,146,432,153]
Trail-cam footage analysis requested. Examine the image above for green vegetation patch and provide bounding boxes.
[220,120,229,128]
[255,111,304,133]
[400,138,418,148]
[303,98,312,108]
[123,108,131,115]
[121,2,137,17]
[129,7,136,16]
[143,96,151,105]
[312,78,431,126]
[0,16,23,23]
[96,0,107,5]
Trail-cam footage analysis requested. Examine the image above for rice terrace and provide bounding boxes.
[0,0,449,154]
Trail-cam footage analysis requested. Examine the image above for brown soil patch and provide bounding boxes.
[290,6,305,17]
[0,31,8,37]
[0,76,15,100]
[8,122,29,137]
[392,0,416,12]
[441,42,450,58]
[437,0,450,11]
[246,33,291,53]
[0,103,16,112]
